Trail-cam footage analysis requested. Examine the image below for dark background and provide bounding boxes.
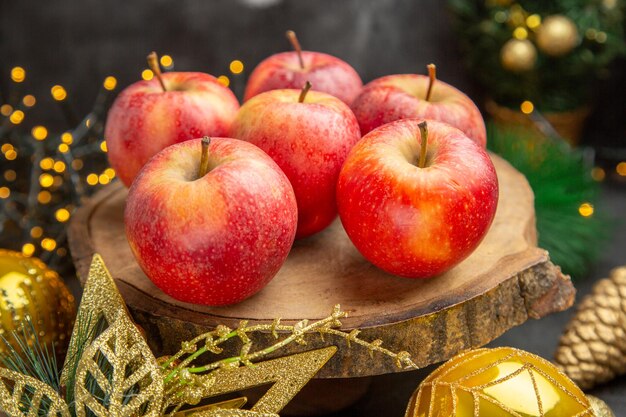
[2,0,626,415]
[2,0,624,156]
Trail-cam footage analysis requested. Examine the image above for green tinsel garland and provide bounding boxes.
[487,124,610,278]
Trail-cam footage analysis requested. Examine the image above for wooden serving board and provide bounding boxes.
[68,154,575,378]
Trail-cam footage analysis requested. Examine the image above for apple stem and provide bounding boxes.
[286,30,305,69]
[147,51,167,92]
[425,63,436,102]
[299,81,312,103]
[418,121,428,168]
[198,136,211,178]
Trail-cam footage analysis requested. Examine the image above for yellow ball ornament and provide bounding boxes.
[406,347,595,416]
[536,15,579,56]
[500,39,537,72]
[0,249,76,355]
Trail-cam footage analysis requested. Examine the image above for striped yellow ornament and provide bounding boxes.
[405,347,600,416]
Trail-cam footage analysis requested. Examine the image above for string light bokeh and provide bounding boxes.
[0,66,117,273]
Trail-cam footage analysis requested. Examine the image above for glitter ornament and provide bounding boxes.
[588,395,616,417]
[536,15,579,56]
[500,39,537,72]
[0,249,75,355]
[555,266,626,390]
[406,347,595,416]
[3,254,412,417]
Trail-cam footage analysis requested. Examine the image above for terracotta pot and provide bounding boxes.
[485,100,591,145]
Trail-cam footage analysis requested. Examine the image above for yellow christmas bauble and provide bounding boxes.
[500,39,537,72]
[536,15,579,56]
[0,249,76,355]
[406,347,595,416]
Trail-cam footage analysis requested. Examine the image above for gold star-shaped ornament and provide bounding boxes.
[0,254,336,417]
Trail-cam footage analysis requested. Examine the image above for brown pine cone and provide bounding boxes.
[554,267,626,390]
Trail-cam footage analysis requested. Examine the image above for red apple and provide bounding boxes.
[351,65,486,147]
[106,53,240,187]
[244,31,363,105]
[125,137,297,305]
[230,83,361,238]
[336,119,498,278]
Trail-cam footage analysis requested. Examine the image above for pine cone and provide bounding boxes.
[554,267,626,390]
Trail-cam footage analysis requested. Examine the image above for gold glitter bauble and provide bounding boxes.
[536,15,579,56]
[0,249,75,355]
[588,395,616,417]
[406,347,594,416]
[500,39,537,72]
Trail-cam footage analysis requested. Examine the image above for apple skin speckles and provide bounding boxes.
[244,51,363,106]
[106,72,240,187]
[351,74,486,147]
[125,137,297,306]
[337,119,498,279]
[230,88,361,239]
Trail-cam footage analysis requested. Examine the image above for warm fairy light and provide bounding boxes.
[591,167,606,181]
[98,174,110,185]
[61,132,73,144]
[0,187,10,199]
[51,85,68,101]
[56,247,67,257]
[0,104,13,116]
[53,161,66,173]
[5,149,17,160]
[86,173,99,185]
[40,157,54,170]
[4,170,16,182]
[53,176,63,187]
[526,14,541,29]
[104,168,116,178]
[11,67,26,83]
[617,162,626,176]
[217,75,230,87]
[31,126,48,141]
[230,60,244,74]
[520,100,534,114]
[39,173,54,188]
[100,141,108,152]
[9,110,25,124]
[85,118,92,128]
[103,76,117,91]
[1,144,13,153]
[160,55,174,68]
[55,208,71,222]
[37,191,52,204]
[58,143,70,153]
[41,238,57,251]
[513,27,528,40]
[22,243,35,257]
[30,226,43,238]
[23,95,36,107]
[596,32,607,43]
[578,202,594,217]
[142,69,154,80]
[71,159,83,170]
